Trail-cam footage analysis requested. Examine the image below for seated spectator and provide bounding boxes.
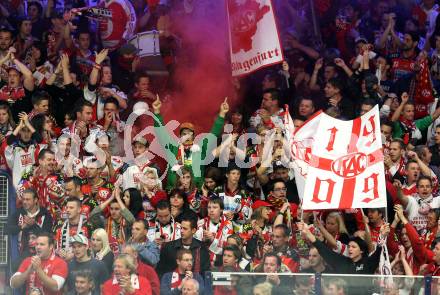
[160,249,204,295]
[65,270,96,295]
[102,254,152,295]
[121,243,160,295]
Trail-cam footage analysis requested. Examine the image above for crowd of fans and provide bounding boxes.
[5,0,440,294]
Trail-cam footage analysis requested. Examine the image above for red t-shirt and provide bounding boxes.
[15,253,68,295]
[102,274,152,295]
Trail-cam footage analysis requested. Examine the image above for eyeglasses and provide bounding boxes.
[274,188,287,192]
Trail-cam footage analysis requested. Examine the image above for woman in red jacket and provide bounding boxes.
[102,254,152,295]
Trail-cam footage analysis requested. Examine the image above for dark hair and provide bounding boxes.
[31,91,51,107]
[415,145,429,159]
[366,208,384,218]
[262,88,281,103]
[405,159,418,170]
[0,102,15,128]
[204,167,223,184]
[0,27,13,38]
[156,200,171,211]
[268,178,286,192]
[293,115,308,122]
[327,78,344,91]
[223,245,242,261]
[168,189,188,205]
[181,215,197,229]
[37,232,55,246]
[74,269,95,285]
[124,188,143,217]
[65,197,81,208]
[417,176,433,187]
[208,197,224,210]
[28,1,43,15]
[37,148,54,161]
[263,252,282,267]
[103,97,120,109]
[135,72,151,83]
[348,237,368,257]
[390,138,405,150]
[361,98,376,108]
[274,224,291,237]
[65,176,83,187]
[133,219,149,230]
[23,188,38,199]
[406,31,420,43]
[75,30,91,39]
[31,114,48,138]
[29,42,48,67]
[380,119,394,131]
[74,99,93,114]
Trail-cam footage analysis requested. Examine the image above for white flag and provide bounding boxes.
[226,0,283,76]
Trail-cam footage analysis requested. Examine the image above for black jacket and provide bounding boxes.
[6,206,53,236]
[312,240,381,274]
[157,238,210,277]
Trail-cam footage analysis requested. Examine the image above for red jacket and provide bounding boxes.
[387,222,432,274]
[137,260,160,295]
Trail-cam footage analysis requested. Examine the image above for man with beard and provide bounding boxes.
[390,32,419,82]
[83,156,113,204]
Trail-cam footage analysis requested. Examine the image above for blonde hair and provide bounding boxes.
[92,228,111,259]
[326,212,348,235]
[253,282,272,295]
[115,254,137,274]
[143,167,162,190]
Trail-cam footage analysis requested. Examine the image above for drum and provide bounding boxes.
[128,31,161,57]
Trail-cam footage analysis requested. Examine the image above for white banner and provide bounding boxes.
[287,110,323,200]
[227,0,283,77]
[290,106,386,210]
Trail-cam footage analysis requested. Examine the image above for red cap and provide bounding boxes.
[252,200,273,210]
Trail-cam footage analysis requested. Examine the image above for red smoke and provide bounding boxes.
[160,2,235,133]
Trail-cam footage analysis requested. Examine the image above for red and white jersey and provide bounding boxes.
[147,218,181,244]
[249,108,286,130]
[3,141,45,188]
[119,161,158,191]
[56,155,84,178]
[98,0,137,50]
[195,216,233,256]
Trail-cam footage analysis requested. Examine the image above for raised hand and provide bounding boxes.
[219,97,229,117]
[401,92,409,105]
[95,48,109,65]
[334,58,346,67]
[152,94,162,114]
[314,58,324,71]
